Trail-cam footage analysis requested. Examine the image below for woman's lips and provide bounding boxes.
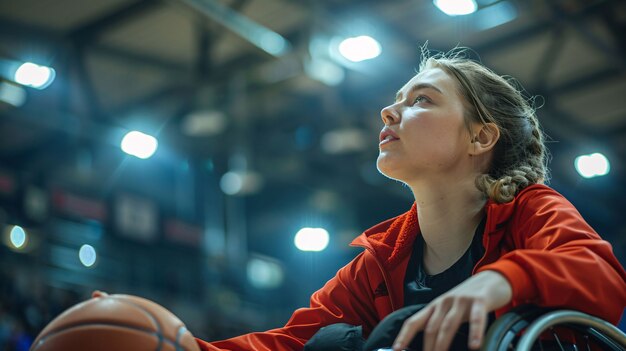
[380,135,399,145]
[379,127,400,146]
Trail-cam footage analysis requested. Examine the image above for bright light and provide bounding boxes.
[181,110,227,136]
[246,257,284,289]
[219,171,263,195]
[294,227,329,252]
[338,36,382,62]
[434,0,477,16]
[120,131,158,159]
[260,32,289,56]
[0,82,27,107]
[79,244,97,267]
[9,225,27,249]
[14,62,56,89]
[575,153,610,178]
[220,172,243,195]
[305,58,345,86]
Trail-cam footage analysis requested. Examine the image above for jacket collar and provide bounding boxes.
[350,202,420,270]
[350,184,547,270]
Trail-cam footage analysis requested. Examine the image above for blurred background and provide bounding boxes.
[0,0,625,349]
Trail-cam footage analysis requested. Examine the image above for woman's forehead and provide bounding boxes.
[401,68,455,93]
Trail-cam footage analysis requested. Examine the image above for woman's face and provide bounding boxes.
[377,67,473,183]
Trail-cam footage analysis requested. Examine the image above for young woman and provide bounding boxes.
[195,49,626,351]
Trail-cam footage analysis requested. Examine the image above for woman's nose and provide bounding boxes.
[380,104,400,125]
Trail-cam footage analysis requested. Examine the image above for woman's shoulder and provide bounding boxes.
[486,184,580,230]
[508,184,593,234]
[514,183,575,209]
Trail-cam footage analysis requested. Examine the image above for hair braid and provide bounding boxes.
[474,95,548,203]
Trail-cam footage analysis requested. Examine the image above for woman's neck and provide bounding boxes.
[409,176,487,274]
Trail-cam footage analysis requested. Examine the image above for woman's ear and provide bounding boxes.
[469,122,500,156]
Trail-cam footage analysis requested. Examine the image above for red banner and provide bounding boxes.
[51,189,107,222]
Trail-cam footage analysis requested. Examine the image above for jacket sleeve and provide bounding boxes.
[477,187,626,324]
[196,252,380,351]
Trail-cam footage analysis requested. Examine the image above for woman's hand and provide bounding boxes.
[392,270,513,351]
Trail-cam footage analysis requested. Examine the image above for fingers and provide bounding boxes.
[392,297,488,351]
[468,300,487,349]
[392,306,433,351]
[433,299,465,351]
[389,271,508,350]
[422,302,446,351]
[92,290,109,298]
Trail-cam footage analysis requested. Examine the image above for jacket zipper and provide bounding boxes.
[357,225,492,311]
[362,245,397,312]
[472,218,493,275]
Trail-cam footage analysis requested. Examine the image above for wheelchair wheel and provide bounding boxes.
[481,305,548,351]
[482,306,626,351]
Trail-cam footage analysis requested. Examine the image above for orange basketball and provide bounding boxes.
[30,294,201,351]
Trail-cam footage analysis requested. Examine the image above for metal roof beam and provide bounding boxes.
[0,17,190,75]
[69,0,163,44]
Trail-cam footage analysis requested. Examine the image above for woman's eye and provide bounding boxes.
[413,95,429,105]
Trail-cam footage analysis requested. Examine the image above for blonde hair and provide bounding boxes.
[419,48,549,203]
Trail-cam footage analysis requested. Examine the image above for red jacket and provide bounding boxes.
[197,184,626,351]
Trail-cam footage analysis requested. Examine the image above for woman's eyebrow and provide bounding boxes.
[395,83,443,102]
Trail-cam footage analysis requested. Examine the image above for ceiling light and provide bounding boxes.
[9,225,27,249]
[434,0,477,16]
[247,256,284,289]
[14,62,56,89]
[574,153,610,178]
[220,171,263,196]
[338,36,381,62]
[294,227,329,252]
[120,131,158,159]
[79,244,97,267]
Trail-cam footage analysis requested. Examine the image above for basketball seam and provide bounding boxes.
[114,297,190,351]
[112,297,166,351]
[31,322,180,350]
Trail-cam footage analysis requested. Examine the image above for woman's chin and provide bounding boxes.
[377,158,415,184]
[376,159,400,181]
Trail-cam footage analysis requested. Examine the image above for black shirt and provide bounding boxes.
[403,217,487,306]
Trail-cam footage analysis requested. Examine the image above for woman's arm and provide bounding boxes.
[198,252,381,351]
[478,187,626,323]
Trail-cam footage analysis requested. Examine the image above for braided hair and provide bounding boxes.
[420,49,549,203]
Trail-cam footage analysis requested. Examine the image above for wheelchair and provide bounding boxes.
[310,305,626,351]
[481,306,626,351]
